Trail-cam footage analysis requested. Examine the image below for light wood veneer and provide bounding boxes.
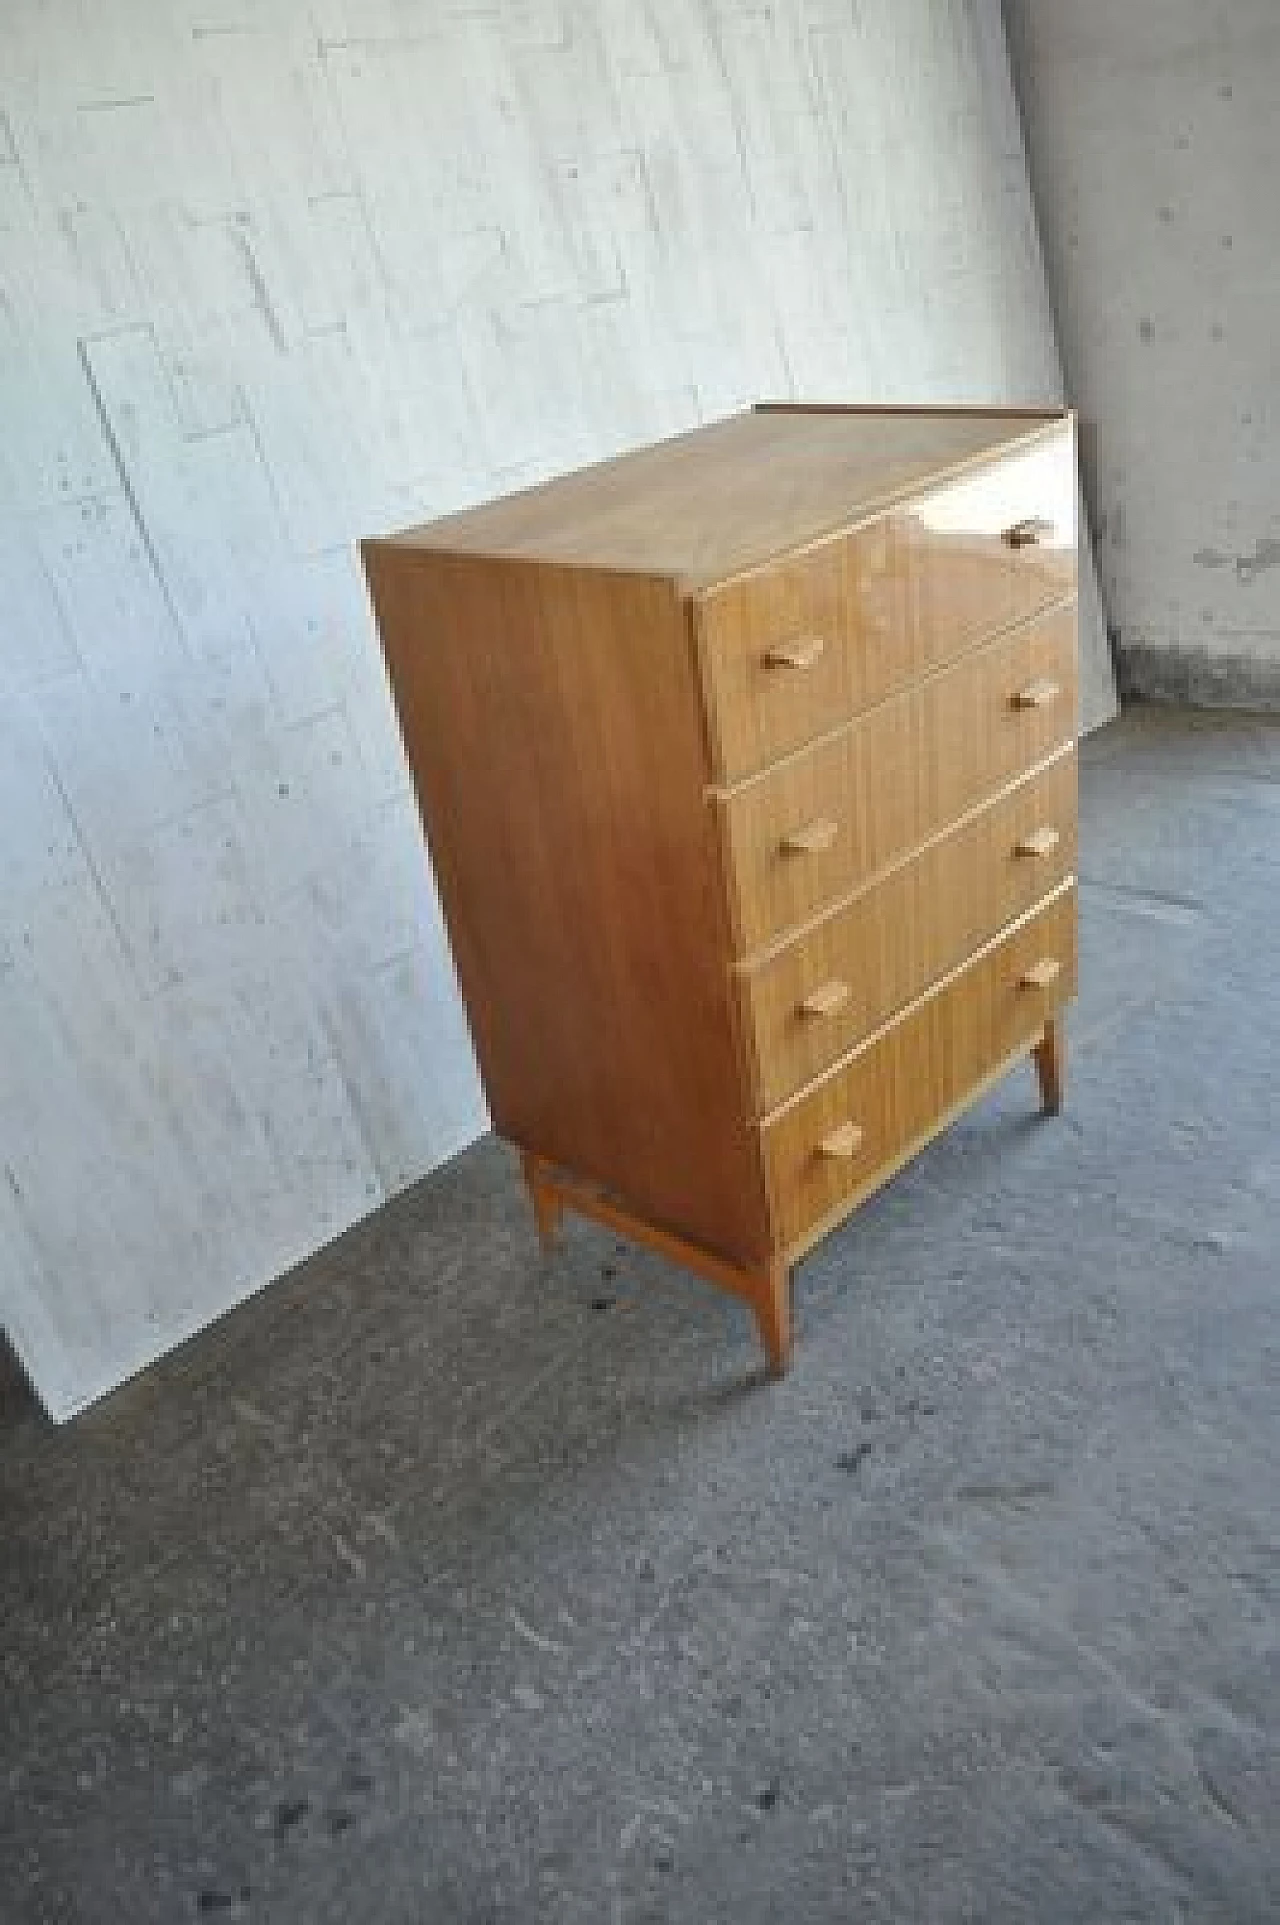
[761,886,1078,1254]
[738,751,1078,1112]
[715,602,1078,955]
[362,404,1080,1374]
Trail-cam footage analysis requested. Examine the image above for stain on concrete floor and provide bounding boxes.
[2,707,1279,1922]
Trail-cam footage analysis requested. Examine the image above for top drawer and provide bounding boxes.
[695,428,1078,784]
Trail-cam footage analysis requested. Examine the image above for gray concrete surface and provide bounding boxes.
[3,706,1276,1923]
[1004,3,1280,702]
[2,0,1116,1424]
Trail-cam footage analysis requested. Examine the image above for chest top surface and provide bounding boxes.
[375,403,1070,590]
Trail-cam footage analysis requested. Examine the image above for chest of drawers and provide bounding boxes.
[361,404,1079,1372]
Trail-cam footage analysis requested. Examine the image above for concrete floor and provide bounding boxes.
[3,706,1278,1923]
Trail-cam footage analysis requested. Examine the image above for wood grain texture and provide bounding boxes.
[697,425,1078,781]
[716,600,1079,956]
[386,408,1070,590]
[739,749,1078,1113]
[361,543,771,1265]
[362,407,1081,1369]
[762,886,1078,1252]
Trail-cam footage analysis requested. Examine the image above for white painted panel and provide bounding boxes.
[0,521,79,696]
[33,494,186,691]
[0,703,89,906]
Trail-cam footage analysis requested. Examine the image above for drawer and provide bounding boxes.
[697,429,1077,783]
[716,600,1078,957]
[761,885,1077,1254]
[740,750,1077,1114]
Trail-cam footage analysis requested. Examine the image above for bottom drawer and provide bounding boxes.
[762,885,1077,1255]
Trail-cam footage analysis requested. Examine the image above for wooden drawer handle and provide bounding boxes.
[1004,516,1055,549]
[1011,678,1061,711]
[819,1121,864,1161]
[1020,957,1062,991]
[781,817,838,857]
[1015,825,1061,859]
[801,979,851,1019]
[764,635,825,671]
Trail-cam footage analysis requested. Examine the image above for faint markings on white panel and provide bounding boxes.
[0,878,187,1406]
[0,873,381,1416]
[508,10,621,165]
[118,207,250,438]
[183,13,353,211]
[151,631,292,796]
[247,550,381,727]
[0,522,80,696]
[51,203,142,327]
[0,705,90,910]
[457,306,596,478]
[80,324,286,652]
[288,190,385,337]
[713,8,837,235]
[571,303,699,454]
[320,940,484,1194]
[235,335,365,556]
[233,705,372,904]
[320,36,480,322]
[148,959,383,1285]
[76,97,172,212]
[93,794,267,995]
[354,323,489,522]
[298,793,443,983]
[0,171,120,509]
[343,662,414,807]
[30,671,225,862]
[33,494,186,692]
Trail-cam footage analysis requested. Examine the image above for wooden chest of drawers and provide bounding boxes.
[362,404,1079,1372]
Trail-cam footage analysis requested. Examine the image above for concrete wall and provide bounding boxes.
[1005,1,1280,704]
[1,0,1107,1420]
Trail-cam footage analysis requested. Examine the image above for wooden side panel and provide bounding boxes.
[360,544,770,1265]
[762,887,1078,1253]
[740,750,1078,1113]
[697,426,1078,782]
[716,601,1078,956]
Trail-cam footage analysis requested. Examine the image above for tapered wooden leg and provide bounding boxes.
[751,1259,792,1378]
[521,1151,564,1248]
[517,1152,791,1377]
[1033,1016,1065,1116]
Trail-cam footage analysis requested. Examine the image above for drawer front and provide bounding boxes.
[697,428,1077,783]
[762,886,1077,1254]
[740,751,1077,1114]
[717,600,1078,957]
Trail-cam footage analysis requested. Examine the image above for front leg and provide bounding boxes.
[1033,1016,1065,1115]
[751,1259,793,1377]
[521,1151,564,1248]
